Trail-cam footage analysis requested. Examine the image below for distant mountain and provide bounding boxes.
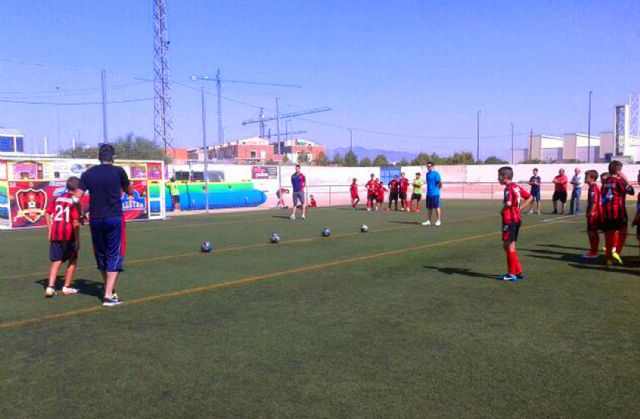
[329,146,417,163]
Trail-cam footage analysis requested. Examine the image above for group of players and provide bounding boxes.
[42,154,639,303]
[498,160,638,281]
[349,162,444,226]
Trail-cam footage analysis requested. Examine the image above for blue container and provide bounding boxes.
[164,189,266,211]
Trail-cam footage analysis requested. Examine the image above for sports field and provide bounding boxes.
[1,200,639,418]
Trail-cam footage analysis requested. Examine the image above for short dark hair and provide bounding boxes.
[98,143,115,163]
[295,164,301,168]
[427,161,434,167]
[66,176,80,191]
[498,166,514,180]
[608,160,622,175]
[533,168,538,172]
[585,169,598,181]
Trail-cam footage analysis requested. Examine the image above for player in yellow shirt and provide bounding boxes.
[408,172,424,213]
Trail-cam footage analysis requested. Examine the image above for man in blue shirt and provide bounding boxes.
[422,162,443,226]
[74,144,132,307]
[289,164,307,220]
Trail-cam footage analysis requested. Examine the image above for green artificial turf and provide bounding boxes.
[1,200,639,418]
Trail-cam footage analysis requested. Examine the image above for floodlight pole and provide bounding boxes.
[510,122,514,164]
[201,86,209,213]
[348,128,353,152]
[476,110,481,163]
[587,90,593,163]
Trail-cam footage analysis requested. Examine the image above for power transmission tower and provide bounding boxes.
[154,0,173,154]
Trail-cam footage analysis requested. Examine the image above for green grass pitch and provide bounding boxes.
[1,200,639,418]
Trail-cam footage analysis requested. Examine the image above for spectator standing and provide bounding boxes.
[527,168,542,215]
[552,169,568,214]
[290,164,307,220]
[570,168,583,215]
[74,144,132,307]
[166,176,181,213]
[422,162,443,226]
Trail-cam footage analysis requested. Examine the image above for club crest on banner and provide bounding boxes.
[15,188,47,223]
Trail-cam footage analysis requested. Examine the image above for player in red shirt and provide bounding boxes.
[44,177,82,297]
[582,170,602,259]
[308,194,318,208]
[398,172,409,211]
[349,178,360,209]
[365,173,376,212]
[631,171,640,259]
[375,178,387,211]
[388,175,400,210]
[497,167,533,281]
[601,160,635,265]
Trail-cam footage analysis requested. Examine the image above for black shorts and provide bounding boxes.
[399,192,407,200]
[50,240,78,262]
[601,218,627,232]
[552,191,567,203]
[502,222,521,243]
[389,192,399,201]
[367,194,376,202]
[171,195,180,204]
[411,193,422,201]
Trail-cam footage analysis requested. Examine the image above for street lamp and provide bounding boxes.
[348,128,353,153]
[587,91,593,163]
[476,110,481,163]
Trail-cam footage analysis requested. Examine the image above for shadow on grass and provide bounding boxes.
[568,262,640,275]
[271,215,293,219]
[390,220,421,225]
[520,246,584,263]
[35,277,104,300]
[423,265,495,279]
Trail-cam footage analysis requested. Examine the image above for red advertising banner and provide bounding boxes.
[8,180,149,229]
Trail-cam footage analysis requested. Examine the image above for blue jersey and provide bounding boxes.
[426,171,442,197]
[291,172,306,192]
[78,164,130,219]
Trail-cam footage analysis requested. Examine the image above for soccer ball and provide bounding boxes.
[360,224,369,233]
[200,241,213,253]
[321,228,331,237]
[270,233,281,244]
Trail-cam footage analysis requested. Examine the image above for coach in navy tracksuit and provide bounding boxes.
[75,144,132,307]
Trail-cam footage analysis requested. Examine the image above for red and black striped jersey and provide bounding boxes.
[600,176,634,221]
[46,192,80,241]
[388,179,399,193]
[502,183,530,224]
[586,184,601,219]
[399,178,409,193]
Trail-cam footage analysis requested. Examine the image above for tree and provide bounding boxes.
[372,154,389,166]
[412,152,431,166]
[282,154,290,164]
[60,133,170,162]
[398,158,409,167]
[264,158,277,165]
[314,152,328,166]
[446,152,474,165]
[359,157,372,167]
[331,152,343,166]
[483,156,509,164]
[344,150,358,167]
[297,153,310,164]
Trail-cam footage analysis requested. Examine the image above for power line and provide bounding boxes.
[0,97,153,106]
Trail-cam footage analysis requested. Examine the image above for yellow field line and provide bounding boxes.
[0,219,552,330]
[1,213,495,281]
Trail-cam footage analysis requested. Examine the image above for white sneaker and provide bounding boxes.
[435,220,441,226]
[62,286,79,296]
[422,220,431,226]
[44,287,56,298]
[301,214,306,220]
[290,215,295,220]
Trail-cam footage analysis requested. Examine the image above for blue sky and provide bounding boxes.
[0,0,638,159]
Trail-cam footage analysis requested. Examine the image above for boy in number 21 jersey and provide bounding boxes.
[44,176,82,297]
[497,167,533,281]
